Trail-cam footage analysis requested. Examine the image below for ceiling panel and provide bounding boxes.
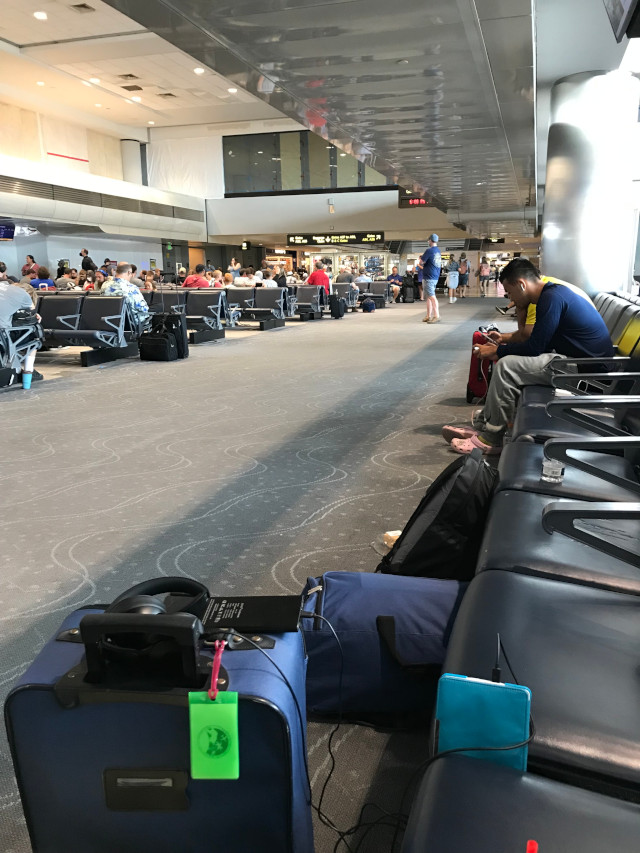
[0,0,144,46]
[102,0,536,233]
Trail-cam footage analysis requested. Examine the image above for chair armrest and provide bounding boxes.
[551,356,634,374]
[541,501,640,566]
[545,394,640,437]
[544,436,640,496]
[553,372,640,395]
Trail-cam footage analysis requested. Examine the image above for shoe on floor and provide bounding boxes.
[32,369,44,381]
[430,316,440,323]
[450,434,502,456]
[442,425,477,443]
[495,306,508,315]
[422,316,431,323]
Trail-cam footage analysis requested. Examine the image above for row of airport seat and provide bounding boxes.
[403,289,640,853]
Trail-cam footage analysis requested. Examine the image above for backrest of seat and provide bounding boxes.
[593,292,608,311]
[254,288,284,310]
[611,304,640,345]
[153,290,187,312]
[332,283,350,298]
[79,296,125,332]
[39,294,84,329]
[600,295,630,335]
[617,316,640,358]
[186,290,223,314]
[225,286,255,309]
[295,285,321,301]
[369,281,389,295]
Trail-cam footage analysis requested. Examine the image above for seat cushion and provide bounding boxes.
[520,385,554,406]
[497,441,638,501]
[477,490,640,594]
[512,401,616,441]
[402,756,640,853]
[444,571,640,797]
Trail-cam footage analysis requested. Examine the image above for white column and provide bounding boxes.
[120,139,143,185]
[542,71,640,294]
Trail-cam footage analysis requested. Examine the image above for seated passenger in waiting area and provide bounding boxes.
[442,258,614,457]
[354,267,372,287]
[182,264,209,288]
[262,271,277,287]
[0,281,41,379]
[31,266,56,290]
[101,262,149,327]
[386,266,403,301]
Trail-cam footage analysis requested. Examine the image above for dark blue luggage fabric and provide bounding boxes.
[5,607,313,853]
[301,572,466,717]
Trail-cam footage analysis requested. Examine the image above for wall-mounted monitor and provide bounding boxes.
[0,223,15,240]
[603,0,638,42]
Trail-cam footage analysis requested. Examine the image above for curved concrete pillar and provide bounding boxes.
[542,71,640,294]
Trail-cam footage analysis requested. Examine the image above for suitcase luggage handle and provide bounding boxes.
[80,612,203,685]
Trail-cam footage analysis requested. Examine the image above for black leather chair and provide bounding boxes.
[477,489,640,593]
[443,571,640,799]
[497,436,640,501]
[402,756,640,853]
[512,394,640,442]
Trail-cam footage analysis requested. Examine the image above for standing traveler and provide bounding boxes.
[477,256,491,297]
[228,258,242,279]
[446,254,459,303]
[458,253,470,298]
[79,249,97,272]
[419,234,442,323]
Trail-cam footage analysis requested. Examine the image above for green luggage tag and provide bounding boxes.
[188,640,239,780]
[189,691,239,780]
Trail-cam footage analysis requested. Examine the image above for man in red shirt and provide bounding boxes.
[182,264,209,288]
[306,262,330,301]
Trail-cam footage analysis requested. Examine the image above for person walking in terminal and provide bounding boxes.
[477,256,491,297]
[419,233,442,323]
[387,266,402,301]
[101,262,149,327]
[458,253,470,298]
[446,254,459,303]
[442,259,614,456]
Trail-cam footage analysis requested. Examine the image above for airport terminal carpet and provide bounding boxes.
[0,297,505,853]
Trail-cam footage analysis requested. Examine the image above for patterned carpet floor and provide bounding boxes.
[0,297,504,853]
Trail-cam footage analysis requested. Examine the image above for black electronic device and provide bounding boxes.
[202,595,303,635]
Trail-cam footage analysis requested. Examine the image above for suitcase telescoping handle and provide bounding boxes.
[80,612,203,685]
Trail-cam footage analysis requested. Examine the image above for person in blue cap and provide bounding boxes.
[419,234,442,323]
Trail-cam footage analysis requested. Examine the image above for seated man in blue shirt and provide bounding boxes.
[442,258,613,455]
[386,266,403,302]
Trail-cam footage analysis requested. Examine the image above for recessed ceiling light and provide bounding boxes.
[131,96,141,102]
[36,81,45,86]
[148,121,155,125]
[124,99,133,104]
[257,150,263,154]
[194,67,205,75]
[339,153,347,157]
[82,80,91,87]
[89,77,100,84]
[33,11,47,20]
[227,87,238,94]
[94,103,102,107]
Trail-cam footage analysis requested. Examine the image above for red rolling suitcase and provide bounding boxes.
[466,331,493,403]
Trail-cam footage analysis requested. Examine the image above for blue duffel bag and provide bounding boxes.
[301,571,467,725]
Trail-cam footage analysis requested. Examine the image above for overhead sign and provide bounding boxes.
[398,196,429,209]
[287,232,384,246]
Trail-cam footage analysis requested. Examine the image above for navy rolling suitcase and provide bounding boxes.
[301,572,467,725]
[5,582,313,853]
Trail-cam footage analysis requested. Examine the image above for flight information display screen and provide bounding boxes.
[287,232,384,245]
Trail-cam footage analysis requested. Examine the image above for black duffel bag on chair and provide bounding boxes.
[377,449,498,580]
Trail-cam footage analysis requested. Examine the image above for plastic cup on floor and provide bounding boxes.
[22,372,32,390]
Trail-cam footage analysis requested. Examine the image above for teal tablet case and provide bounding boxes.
[435,673,531,772]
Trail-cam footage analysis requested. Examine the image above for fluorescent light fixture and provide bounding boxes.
[131,96,141,102]
[194,67,205,74]
[36,81,45,86]
[339,153,347,157]
[89,77,100,84]
[257,150,263,154]
[94,103,102,108]
[148,121,155,125]
[227,87,238,94]
[33,11,47,20]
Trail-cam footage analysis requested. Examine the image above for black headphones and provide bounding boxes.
[106,577,209,620]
